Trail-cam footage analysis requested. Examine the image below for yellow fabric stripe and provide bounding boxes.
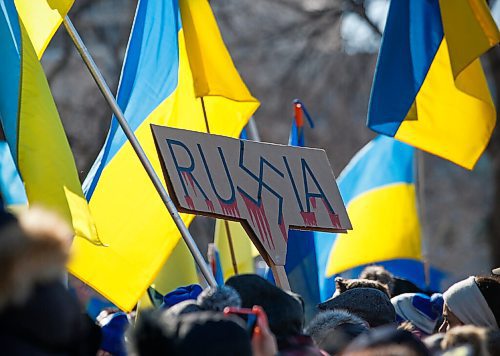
[68,28,257,311]
[15,0,74,59]
[151,240,199,295]
[439,0,499,77]
[396,39,496,170]
[326,184,421,276]
[17,21,101,245]
[214,220,258,280]
[179,0,259,103]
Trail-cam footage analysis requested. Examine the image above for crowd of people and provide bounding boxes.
[1,206,500,355]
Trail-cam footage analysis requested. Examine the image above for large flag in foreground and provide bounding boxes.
[324,136,422,283]
[368,0,499,170]
[73,0,259,311]
[0,142,27,209]
[0,0,100,243]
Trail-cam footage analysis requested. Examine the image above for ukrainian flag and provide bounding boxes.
[72,0,259,311]
[0,0,100,243]
[324,136,422,282]
[0,141,27,209]
[368,0,499,170]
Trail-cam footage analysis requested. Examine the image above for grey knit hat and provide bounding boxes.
[318,287,396,327]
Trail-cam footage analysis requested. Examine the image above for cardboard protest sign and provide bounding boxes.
[152,125,351,266]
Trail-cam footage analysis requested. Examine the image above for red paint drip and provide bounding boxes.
[218,199,241,218]
[206,199,215,213]
[278,214,288,242]
[185,195,195,211]
[319,198,341,228]
[239,193,275,250]
[310,196,317,209]
[181,172,198,197]
[300,211,317,226]
[328,212,341,228]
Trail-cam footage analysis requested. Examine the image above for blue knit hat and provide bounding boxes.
[161,284,203,309]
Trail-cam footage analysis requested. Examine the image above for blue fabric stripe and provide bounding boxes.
[0,141,27,205]
[0,0,21,162]
[314,230,336,301]
[338,259,447,293]
[83,0,182,199]
[367,0,444,135]
[338,136,415,205]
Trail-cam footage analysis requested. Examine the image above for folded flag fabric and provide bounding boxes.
[367,0,499,170]
[324,136,422,281]
[0,141,27,208]
[0,0,100,244]
[72,0,259,311]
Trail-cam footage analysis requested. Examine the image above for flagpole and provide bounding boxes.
[62,16,217,288]
[246,117,261,141]
[416,149,431,289]
[200,97,239,275]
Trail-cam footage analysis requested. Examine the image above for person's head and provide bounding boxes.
[392,293,443,335]
[334,277,390,298]
[128,310,252,356]
[440,276,500,332]
[342,325,430,356]
[197,285,241,312]
[441,325,490,356]
[225,274,304,339]
[359,265,395,294]
[305,310,368,354]
[318,287,396,327]
[0,207,72,310]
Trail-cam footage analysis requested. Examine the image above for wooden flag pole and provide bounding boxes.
[416,149,431,289]
[62,16,217,287]
[200,97,239,275]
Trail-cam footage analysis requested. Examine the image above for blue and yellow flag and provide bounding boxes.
[324,136,422,283]
[274,101,320,318]
[368,0,499,170]
[0,0,100,243]
[72,0,259,311]
[214,220,257,281]
[0,141,27,209]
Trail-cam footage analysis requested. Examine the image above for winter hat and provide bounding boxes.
[166,311,252,356]
[164,300,203,318]
[226,274,304,338]
[197,285,241,312]
[392,293,443,334]
[306,310,369,355]
[161,284,203,309]
[318,287,396,327]
[99,312,129,356]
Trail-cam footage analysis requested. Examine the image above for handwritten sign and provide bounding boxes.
[152,126,351,265]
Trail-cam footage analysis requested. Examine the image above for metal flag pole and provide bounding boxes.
[62,16,217,287]
[246,117,261,141]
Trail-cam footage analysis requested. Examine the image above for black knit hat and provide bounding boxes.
[318,287,396,327]
[225,274,304,338]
